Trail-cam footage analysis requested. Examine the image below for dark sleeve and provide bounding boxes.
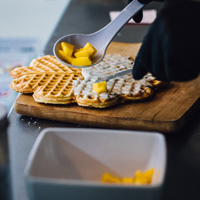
[132,0,200,81]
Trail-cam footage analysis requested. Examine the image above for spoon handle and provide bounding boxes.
[95,0,145,50]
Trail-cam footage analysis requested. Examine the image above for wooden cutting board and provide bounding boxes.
[14,42,200,133]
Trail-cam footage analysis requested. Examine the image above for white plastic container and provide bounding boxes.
[24,128,166,200]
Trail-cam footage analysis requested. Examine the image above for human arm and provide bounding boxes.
[132,0,200,81]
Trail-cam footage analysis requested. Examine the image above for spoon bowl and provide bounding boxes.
[54,33,105,68]
[53,0,145,68]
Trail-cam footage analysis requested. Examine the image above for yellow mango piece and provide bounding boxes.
[74,50,90,58]
[73,48,82,54]
[72,57,92,66]
[82,43,97,58]
[101,173,121,183]
[61,42,74,56]
[100,168,154,185]
[134,171,148,184]
[122,177,135,184]
[143,168,154,183]
[134,168,154,184]
[93,81,107,94]
[59,50,73,64]
[83,42,93,49]
[86,46,97,58]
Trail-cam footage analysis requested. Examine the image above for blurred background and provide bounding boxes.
[0,0,71,113]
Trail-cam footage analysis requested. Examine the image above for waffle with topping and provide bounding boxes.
[10,54,168,108]
[73,76,153,108]
[73,54,155,108]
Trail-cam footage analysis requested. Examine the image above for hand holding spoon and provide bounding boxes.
[53,0,145,68]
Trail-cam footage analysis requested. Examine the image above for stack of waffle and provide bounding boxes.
[10,54,167,108]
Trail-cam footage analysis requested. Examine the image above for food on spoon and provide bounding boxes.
[59,42,97,66]
[74,50,90,58]
[93,81,107,94]
[59,50,73,64]
[72,57,92,66]
[61,42,74,56]
[80,42,97,58]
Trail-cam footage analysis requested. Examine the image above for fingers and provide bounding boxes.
[133,0,200,82]
[133,10,143,23]
[132,58,148,80]
[130,0,165,23]
[137,0,152,4]
[138,0,165,3]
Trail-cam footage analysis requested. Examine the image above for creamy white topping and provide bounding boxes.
[72,54,154,100]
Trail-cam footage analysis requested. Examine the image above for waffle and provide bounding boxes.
[73,54,155,108]
[33,73,82,104]
[82,54,134,78]
[10,55,83,104]
[10,54,168,108]
[10,74,46,94]
[10,55,82,79]
[142,73,169,90]
[72,77,119,108]
[82,54,168,90]
[73,75,153,108]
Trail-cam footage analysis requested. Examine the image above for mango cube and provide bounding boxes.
[59,50,73,64]
[134,168,154,184]
[74,48,82,54]
[72,57,92,66]
[100,168,154,185]
[134,171,149,184]
[101,173,121,183]
[122,177,135,184]
[82,43,97,58]
[74,50,90,58]
[59,42,97,66]
[93,81,107,94]
[143,168,154,183]
[61,42,74,56]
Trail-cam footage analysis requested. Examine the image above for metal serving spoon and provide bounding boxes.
[53,0,145,68]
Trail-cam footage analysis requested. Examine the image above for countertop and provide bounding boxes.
[8,0,200,200]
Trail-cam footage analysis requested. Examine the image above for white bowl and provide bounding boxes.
[24,128,166,200]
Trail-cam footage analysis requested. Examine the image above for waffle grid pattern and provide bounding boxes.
[10,54,168,108]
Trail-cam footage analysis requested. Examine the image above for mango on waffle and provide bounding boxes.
[72,54,155,108]
[82,54,168,91]
[73,77,119,108]
[73,75,153,108]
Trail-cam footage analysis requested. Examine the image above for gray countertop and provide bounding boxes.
[8,0,200,200]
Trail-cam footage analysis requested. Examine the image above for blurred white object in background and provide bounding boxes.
[0,38,40,112]
[109,10,157,24]
[0,0,71,52]
[0,0,71,113]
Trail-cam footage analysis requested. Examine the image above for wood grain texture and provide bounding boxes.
[14,42,200,133]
